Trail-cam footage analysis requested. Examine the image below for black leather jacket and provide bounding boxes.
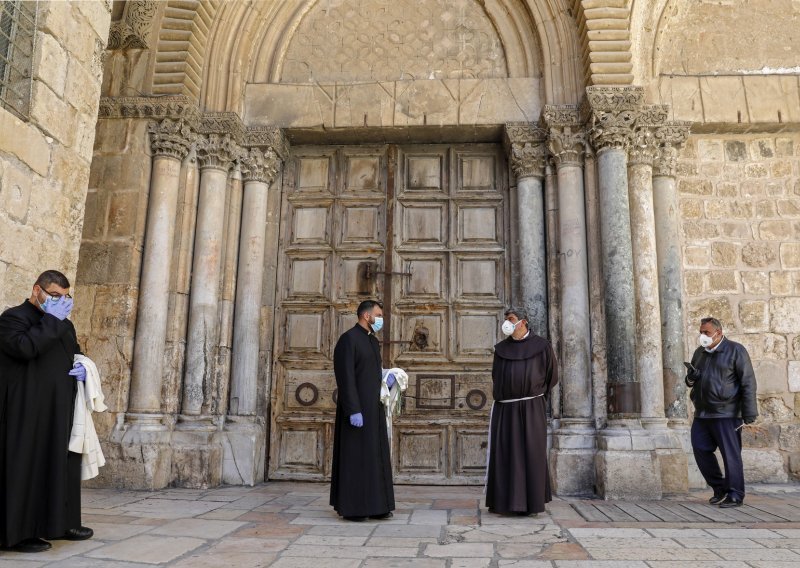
[685,337,758,420]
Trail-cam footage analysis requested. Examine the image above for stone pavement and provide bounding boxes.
[2,483,800,567]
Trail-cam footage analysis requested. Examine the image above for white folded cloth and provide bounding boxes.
[381,367,409,455]
[69,355,108,480]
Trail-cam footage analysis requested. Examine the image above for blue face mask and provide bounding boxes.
[372,316,384,333]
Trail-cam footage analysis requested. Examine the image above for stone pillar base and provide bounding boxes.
[668,419,707,489]
[596,419,663,500]
[171,415,224,489]
[643,418,688,493]
[550,419,596,496]
[103,413,175,490]
[222,416,267,486]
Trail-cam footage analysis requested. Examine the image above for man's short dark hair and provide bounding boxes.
[701,317,722,331]
[504,307,528,323]
[35,270,70,290]
[357,300,382,318]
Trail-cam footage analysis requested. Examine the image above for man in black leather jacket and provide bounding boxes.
[685,317,758,508]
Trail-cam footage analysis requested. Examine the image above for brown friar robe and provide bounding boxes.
[485,332,559,515]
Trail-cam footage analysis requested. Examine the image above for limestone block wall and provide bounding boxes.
[0,1,110,310]
[678,132,800,482]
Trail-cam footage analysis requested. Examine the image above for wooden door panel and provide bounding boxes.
[271,143,507,484]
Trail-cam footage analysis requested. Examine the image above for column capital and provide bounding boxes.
[148,118,194,160]
[586,86,645,152]
[653,121,692,177]
[543,104,588,168]
[504,123,547,179]
[241,147,281,184]
[244,127,290,161]
[196,133,239,171]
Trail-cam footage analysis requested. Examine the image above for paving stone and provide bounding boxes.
[198,509,250,520]
[84,535,206,564]
[646,562,751,568]
[232,522,306,539]
[362,560,445,568]
[43,559,154,568]
[645,528,715,538]
[536,542,590,560]
[585,547,722,560]
[205,537,291,554]
[704,528,785,539]
[496,542,544,558]
[675,537,765,548]
[550,562,648,568]
[753,537,800,548]
[497,562,561,567]
[293,535,369,546]
[306,524,376,536]
[775,528,800,537]
[282,545,419,558]
[270,558,361,568]
[712,548,800,561]
[572,537,681,548]
[85,522,154,541]
[0,561,45,568]
[119,499,224,519]
[410,510,449,525]
[0,539,104,562]
[423,542,495,557]
[450,559,492,568]
[567,528,651,538]
[149,518,246,539]
[748,563,800,568]
[374,524,443,538]
[365,536,437,547]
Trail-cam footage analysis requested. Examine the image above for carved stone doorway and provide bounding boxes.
[269,143,509,484]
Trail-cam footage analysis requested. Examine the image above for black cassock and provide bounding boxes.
[486,333,559,515]
[0,300,82,547]
[330,324,395,518]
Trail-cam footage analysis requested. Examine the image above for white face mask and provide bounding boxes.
[501,319,521,336]
[698,332,716,348]
[371,316,384,333]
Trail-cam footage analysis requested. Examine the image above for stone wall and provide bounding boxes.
[679,132,800,482]
[0,1,110,311]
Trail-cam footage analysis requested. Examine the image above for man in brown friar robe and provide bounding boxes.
[486,307,559,516]
[330,300,395,522]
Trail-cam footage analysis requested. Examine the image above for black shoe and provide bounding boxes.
[719,496,743,508]
[343,516,368,522]
[61,527,94,541]
[369,512,393,520]
[709,491,726,505]
[10,538,52,553]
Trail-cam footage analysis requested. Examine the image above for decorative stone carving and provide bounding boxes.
[98,96,199,122]
[240,147,280,184]
[244,127,290,160]
[504,123,547,179]
[107,1,159,50]
[629,105,670,166]
[653,121,692,177]
[586,86,645,152]
[148,119,194,160]
[197,112,246,142]
[586,86,645,111]
[196,134,239,171]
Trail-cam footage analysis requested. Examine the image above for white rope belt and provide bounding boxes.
[496,393,544,403]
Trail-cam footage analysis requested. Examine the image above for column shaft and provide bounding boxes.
[183,165,229,415]
[557,163,592,419]
[231,178,270,415]
[629,158,665,419]
[596,148,639,414]
[517,175,548,337]
[130,153,184,413]
[544,164,561,418]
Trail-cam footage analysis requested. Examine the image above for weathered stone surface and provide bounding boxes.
[771,272,794,296]
[678,179,712,196]
[0,163,33,222]
[683,246,709,268]
[760,396,795,422]
[781,244,800,269]
[790,361,800,393]
[742,423,780,449]
[741,271,770,294]
[755,360,788,394]
[706,270,739,293]
[687,297,733,327]
[759,220,794,240]
[711,242,737,267]
[739,300,768,332]
[779,424,800,451]
[770,298,800,333]
[743,449,788,483]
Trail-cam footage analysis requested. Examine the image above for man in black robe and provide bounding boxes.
[0,270,93,553]
[486,307,559,516]
[330,300,395,522]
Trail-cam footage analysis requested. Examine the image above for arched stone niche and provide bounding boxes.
[196,0,583,115]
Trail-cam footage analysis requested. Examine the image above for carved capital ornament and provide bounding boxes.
[148,119,194,160]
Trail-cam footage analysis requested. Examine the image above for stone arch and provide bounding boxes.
[197,0,585,112]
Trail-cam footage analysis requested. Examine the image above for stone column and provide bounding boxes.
[505,124,548,337]
[628,109,667,423]
[221,147,280,485]
[544,162,561,421]
[545,106,596,495]
[123,117,193,489]
[182,133,237,416]
[588,86,662,500]
[129,119,193,414]
[653,121,695,491]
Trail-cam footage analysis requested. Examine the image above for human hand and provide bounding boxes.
[350,413,363,427]
[743,415,756,425]
[386,373,396,389]
[43,296,73,320]
[68,362,86,382]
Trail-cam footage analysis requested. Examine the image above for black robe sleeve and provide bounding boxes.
[0,310,71,361]
[333,332,361,416]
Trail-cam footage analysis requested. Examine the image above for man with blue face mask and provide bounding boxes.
[685,317,758,508]
[330,300,395,522]
[0,270,93,553]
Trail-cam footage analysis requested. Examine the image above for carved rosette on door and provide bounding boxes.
[270,144,509,485]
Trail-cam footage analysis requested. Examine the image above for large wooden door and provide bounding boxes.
[269,144,508,484]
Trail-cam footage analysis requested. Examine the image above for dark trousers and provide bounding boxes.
[691,417,745,501]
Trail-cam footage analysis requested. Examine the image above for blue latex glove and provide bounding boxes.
[68,362,86,382]
[43,296,73,320]
[386,373,396,389]
[349,413,363,427]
